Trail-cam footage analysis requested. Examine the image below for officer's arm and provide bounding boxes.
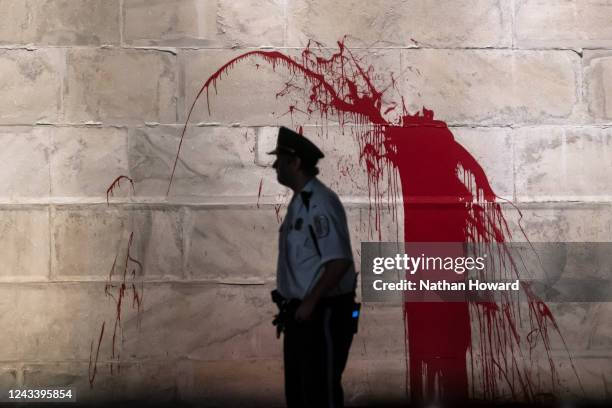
[295,259,351,321]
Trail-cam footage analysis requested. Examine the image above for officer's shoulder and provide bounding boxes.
[310,179,344,209]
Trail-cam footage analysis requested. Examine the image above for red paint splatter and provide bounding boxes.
[168,39,582,404]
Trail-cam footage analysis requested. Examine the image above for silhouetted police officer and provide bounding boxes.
[270,126,358,408]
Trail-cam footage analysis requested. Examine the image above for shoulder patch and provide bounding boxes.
[313,215,329,238]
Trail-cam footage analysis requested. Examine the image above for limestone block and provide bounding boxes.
[254,126,278,167]
[467,301,611,357]
[0,283,117,361]
[515,0,612,48]
[64,49,177,125]
[465,355,610,398]
[294,126,380,199]
[121,284,276,360]
[130,206,184,279]
[506,203,612,242]
[585,51,612,120]
[176,359,284,406]
[351,206,404,280]
[451,127,514,200]
[50,127,129,199]
[216,0,284,47]
[348,204,404,251]
[468,303,612,396]
[187,319,281,361]
[0,49,62,124]
[180,49,296,126]
[0,127,50,200]
[286,0,511,48]
[123,0,218,47]
[185,208,278,282]
[33,0,120,46]
[0,0,33,45]
[51,206,130,279]
[514,127,612,201]
[0,367,18,389]
[525,355,612,398]
[567,356,612,398]
[0,0,119,46]
[343,359,408,406]
[400,49,579,125]
[545,302,612,353]
[349,207,371,274]
[129,125,284,199]
[350,305,404,360]
[124,0,283,47]
[23,361,178,404]
[0,208,50,281]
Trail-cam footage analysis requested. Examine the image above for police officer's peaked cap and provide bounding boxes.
[267,126,324,164]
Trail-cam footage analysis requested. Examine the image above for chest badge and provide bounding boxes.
[313,215,329,237]
[294,218,303,231]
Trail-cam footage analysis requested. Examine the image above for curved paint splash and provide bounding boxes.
[168,39,581,404]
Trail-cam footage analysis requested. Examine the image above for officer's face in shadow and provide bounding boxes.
[273,153,301,188]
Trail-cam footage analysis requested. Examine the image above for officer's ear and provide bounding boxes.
[289,155,301,171]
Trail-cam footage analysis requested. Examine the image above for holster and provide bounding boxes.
[271,290,362,336]
[271,289,300,338]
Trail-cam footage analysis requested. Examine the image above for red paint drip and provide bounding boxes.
[106,175,135,204]
[169,39,582,403]
[257,178,263,208]
[105,232,143,375]
[88,321,105,388]
[89,178,144,387]
[274,203,283,224]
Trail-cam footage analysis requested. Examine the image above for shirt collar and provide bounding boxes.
[300,177,317,194]
[298,178,317,209]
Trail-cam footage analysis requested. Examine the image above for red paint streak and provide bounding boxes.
[106,175,135,204]
[89,179,144,387]
[88,321,105,388]
[104,232,143,375]
[170,39,581,403]
[274,203,283,224]
[257,178,263,208]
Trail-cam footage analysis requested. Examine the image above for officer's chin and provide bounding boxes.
[276,172,284,184]
[276,174,289,187]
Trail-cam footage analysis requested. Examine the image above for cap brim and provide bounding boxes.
[267,146,296,155]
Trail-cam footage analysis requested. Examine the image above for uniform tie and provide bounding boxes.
[300,191,313,210]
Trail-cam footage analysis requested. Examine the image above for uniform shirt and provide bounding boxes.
[276,178,356,300]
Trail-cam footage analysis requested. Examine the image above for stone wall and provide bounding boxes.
[0,0,610,406]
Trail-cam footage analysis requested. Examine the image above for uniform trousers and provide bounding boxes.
[283,293,355,408]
